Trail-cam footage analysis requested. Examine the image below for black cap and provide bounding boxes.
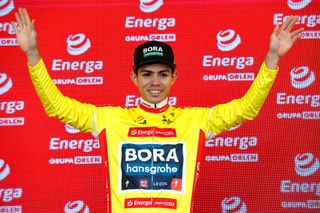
[133,41,176,72]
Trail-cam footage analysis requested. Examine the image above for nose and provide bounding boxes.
[150,75,161,86]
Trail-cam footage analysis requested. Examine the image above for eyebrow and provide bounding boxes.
[140,69,170,74]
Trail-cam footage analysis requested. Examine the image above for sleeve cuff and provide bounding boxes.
[262,61,279,73]
[27,58,43,71]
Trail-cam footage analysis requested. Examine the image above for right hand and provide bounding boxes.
[11,8,37,54]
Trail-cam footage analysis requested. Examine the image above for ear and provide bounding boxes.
[171,71,178,85]
[130,72,139,86]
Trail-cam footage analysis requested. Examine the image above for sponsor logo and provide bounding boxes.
[0,117,24,126]
[0,160,23,210]
[125,33,176,42]
[287,0,312,10]
[206,153,258,163]
[216,29,241,51]
[277,93,319,107]
[51,34,104,85]
[273,13,320,39]
[143,45,163,57]
[0,75,25,126]
[0,188,23,203]
[53,77,103,85]
[0,0,14,17]
[295,153,319,176]
[0,205,22,213]
[202,30,254,82]
[125,16,175,31]
[274,13,319,28]
[125,95,177,107]
[277,111,320,119]
[0,73,12,95]
[124,197,176,209]
[49,156,102,165]
[125,3,176,42]
[276,66,319,120]
[67,33,91,56]
[49,137,102,165]
[128,127,176,137]
[0,101,25,114]
[0,1,18,46]
[51,59,103,74]
[205,136,257,150]
[65,124,81,134]
[50,137,100,152]
[140,0,163,13]
[290,66,315,89]
[120,142,185,192]
[205,134,259,163]
[203,73,254,81]
[0,159,10,181]
[64,200,89,213]
[202,55,254,70]
[221,196,247,213]
[280,153,320,209]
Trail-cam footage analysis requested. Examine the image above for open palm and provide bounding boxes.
[269,16,303,58]
[11,8,37,53]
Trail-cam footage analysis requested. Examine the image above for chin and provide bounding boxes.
[147,97,164,104]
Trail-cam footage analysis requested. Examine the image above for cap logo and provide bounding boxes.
[143,46,164,57]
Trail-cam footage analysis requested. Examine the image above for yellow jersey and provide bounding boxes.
[28,59,278,212]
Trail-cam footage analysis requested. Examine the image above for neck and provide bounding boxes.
[139,98,169,113]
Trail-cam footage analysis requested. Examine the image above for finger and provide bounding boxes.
[10,22,19,34]
[14,12,23,29]
[281,16,293,31]
[22,8,31,25]
[30,19,36,32]
[290,27,304,39]
[273,24,280,36]
[19,8,27,26]
[286,16,299,32]
[292,34,301,43]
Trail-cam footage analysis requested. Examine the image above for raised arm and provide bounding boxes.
[265,16,304,69]
[208,16,303,135]
[11,8,40,66]
[11,8,99,134]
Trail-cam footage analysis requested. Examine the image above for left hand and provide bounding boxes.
[269,16,304,58]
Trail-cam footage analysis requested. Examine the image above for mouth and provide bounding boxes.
[148,89,162,96]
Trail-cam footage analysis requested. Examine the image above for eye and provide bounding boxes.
[160,73,169,78]
[142,73,151,77]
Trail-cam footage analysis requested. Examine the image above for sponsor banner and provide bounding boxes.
[280,153,320,210]
[48,137,102,165]
[205,153,259,163]
[120,143,185,192]
[128,127,176,137]
[0,117,24,126]
[49,156,102,165]
[124,197,177,209]
[0,160,23,211]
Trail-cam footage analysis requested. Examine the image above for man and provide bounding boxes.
[12,8,303,213]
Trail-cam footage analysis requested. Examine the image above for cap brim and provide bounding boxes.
[133,59,176,71]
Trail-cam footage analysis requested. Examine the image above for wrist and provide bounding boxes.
[26,48,41,67]
[265,51,280,70]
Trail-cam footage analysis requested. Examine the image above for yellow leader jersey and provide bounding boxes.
[28,59,278,212]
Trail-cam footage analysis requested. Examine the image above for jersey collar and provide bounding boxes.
[139,98,169,113]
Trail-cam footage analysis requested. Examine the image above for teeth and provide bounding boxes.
[149,90,161,94]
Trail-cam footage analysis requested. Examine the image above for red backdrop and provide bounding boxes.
[0,0,319,212]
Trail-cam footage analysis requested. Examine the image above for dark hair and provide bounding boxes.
[134,62,175,74]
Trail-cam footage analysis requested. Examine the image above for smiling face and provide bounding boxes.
[131,63,177,104]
